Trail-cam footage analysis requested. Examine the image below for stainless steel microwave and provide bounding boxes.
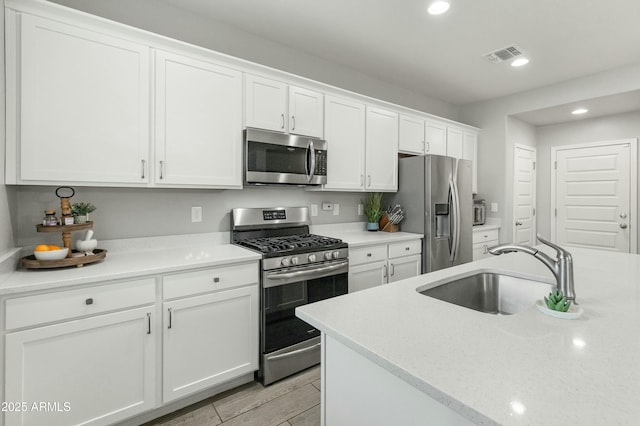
[244,128,328,186]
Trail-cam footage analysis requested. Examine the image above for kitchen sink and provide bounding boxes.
[419,272,554,315]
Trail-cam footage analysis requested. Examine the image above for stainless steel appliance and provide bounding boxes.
[473,199,486,225]
[395,155,473,272]
[231,207,348,385]
[244,128,327,186]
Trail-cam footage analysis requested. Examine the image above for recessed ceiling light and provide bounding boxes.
[511,58,529,67]
[427,1,450,15]
[572,108,589,115]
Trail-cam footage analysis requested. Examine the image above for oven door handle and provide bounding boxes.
[267,342,321,361]
[265,260,348,281]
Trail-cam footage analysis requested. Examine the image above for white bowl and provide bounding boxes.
[76,239,98,252]
[34,248,68,261]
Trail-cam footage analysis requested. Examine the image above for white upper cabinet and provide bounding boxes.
[425,120,447,156]
[244,74,287,132]
[324,95,366,191]
[245,74,323,138]
[155,51,242,188]
[446,126,463,159]
[463,130,479,194]
[289,86,324,138]
[398,115,425,155]
[366,106,399,191]
[10,14,150,185]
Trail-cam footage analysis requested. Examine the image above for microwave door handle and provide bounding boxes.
[307,140,316,183]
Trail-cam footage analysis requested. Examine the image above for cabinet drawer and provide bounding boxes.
[388,240,422,259]
[163,262,259,300]
[472,229,499,244]
[5,278,156,331]
[472,240,499,260]
[349,245,387,266]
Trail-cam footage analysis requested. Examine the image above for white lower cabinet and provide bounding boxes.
[162,285,259,403]
[348,239,422,292]
[472,228,500,260]
[4,280,157,426]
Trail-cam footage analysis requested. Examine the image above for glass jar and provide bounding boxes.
[43,210,58,226]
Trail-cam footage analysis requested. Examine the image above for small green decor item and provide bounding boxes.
[544,289,572,312]
[71,202,96,224]
[364,192,384,231]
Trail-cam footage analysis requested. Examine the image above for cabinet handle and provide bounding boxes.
[383,264,387,278]
[405,247,410,251]
[366,253,372,257]
[213,277,220,283]
[85,298,93,305]
[147,313,152,335]
[168,308,172,329]
[281,114,285,129]
[390,263,395,276]
[367,175,371,187]
[159,160,164,179]
[140,160,146,179]
[291,116,296,130]
[425,142,430,152]
[483,244,488,254]
[360,174,364,187]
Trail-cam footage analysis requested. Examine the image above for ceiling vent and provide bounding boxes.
[483,45,525,64]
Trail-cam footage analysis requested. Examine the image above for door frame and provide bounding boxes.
[550,138,638,253]
[513,144,537,244]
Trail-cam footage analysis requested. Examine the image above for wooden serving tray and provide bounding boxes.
[21,249,107,269]
[35,222,94,233]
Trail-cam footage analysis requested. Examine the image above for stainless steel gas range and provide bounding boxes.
[231,207,348,385]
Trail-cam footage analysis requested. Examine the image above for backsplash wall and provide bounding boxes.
[15,186,372,247]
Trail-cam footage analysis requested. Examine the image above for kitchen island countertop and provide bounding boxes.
[297,246,640,425]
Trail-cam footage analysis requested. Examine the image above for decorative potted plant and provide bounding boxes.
[364,192,384,231]
[71,202,96,224]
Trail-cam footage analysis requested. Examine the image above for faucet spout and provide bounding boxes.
[488,234,576,303]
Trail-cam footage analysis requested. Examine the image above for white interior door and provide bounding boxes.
[552,139,637,253]
[513,145,536,244]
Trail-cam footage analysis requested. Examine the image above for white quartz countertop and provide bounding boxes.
[311,223,422,247]
[0,233,260,295]
[297,247,640,425]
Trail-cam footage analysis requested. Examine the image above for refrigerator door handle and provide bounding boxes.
[452,160,462,262]
[448,176,457,262]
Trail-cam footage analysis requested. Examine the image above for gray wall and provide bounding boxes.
[460,62,640,243]
[535,110,640,241]
[48,0,459,121]
[15,186,370,247]
[0,1,17,254]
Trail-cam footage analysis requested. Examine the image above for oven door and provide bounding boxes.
[245,128,327,185]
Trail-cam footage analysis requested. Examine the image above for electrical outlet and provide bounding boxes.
[357,203,364,216]
[490,202,498,213]
[310,204,318,216]
[333,203,340,216]
[191,206,202,223]
[322,202,333,211]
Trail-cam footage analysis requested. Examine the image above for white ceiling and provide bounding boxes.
[157,0,640,107]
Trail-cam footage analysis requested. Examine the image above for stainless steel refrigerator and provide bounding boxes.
[395,155,473,272]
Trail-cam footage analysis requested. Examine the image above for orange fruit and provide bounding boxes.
[34,244,50,252]
[47,245,61,250]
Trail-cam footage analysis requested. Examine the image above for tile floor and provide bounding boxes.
[145,366,321,426]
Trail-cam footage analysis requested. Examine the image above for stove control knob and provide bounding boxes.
[308,254,317,262]
[281,258,290,267]
[333,251,341,259]
[324,252,333,260]
[291,257,299,265]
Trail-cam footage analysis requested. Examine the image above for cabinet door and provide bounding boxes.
[245,74,287,132]
[324,95,366,190]
[399,115,425,155]
[473,241,497,260]
[365,107,399,191]
[425,120,447,156]
[16,14,150,184]
[5,307,156,426]
[446,127,463,159]
[388,255,422,283]
[289,86,324,138]
[163,285,259,403]
[155,51,242,187]
[348,260,387,292]
[463,131,478,194]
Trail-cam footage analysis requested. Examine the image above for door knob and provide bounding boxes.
[515,221,522,226]
[620,223,628,229]
[620,213,628,219]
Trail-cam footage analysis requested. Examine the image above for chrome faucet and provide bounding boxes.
[489,234,576,303]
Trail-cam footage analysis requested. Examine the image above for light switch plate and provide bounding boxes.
[490,202,498,213]
[310,204,318,216]
[191,206,202,222]
[333,203,340,216]
[357,204,364,216]
[322,202,333,211]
